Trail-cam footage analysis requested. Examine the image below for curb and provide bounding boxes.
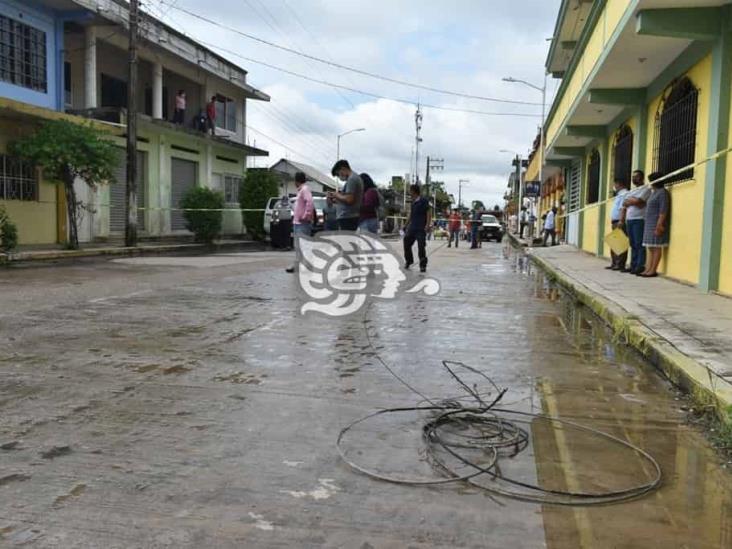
[529,251,732,426]
[0,240,262,265]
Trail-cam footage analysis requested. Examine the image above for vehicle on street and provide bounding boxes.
[264,194,327,237]
[480,214,503,242]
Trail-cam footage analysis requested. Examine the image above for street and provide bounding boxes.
[1,242,731,548]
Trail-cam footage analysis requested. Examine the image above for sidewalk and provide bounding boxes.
[529,244,732,425]
[0,239,262,265]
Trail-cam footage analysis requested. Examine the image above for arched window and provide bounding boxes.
[613,125,633,188]
[653,77,699,184]
[587,148,600,204]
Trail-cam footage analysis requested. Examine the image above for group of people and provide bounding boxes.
[608,169,671,277]
[446,209,485,249]
[172,90,219,135]
[287,159,431,273]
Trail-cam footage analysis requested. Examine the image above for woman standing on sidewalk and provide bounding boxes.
[640,173,670,277]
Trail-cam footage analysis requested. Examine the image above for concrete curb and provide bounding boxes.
[528,250,732,426]
[0,240,262,265]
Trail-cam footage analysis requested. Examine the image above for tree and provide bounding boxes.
[240,168,278,239]
[11,120,119,249]
[0,205,18,252]
[472,200,486,211]
[181,187,224,244]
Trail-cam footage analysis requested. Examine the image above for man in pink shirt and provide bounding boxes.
[287,172,313,273]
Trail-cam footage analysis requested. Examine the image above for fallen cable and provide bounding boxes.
[338,307,663,506]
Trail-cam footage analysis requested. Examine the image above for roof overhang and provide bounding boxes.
[546,0,595,76]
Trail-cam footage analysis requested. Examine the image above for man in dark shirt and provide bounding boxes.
[403,184,431,272]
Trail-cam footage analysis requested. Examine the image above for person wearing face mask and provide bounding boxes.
[329,159,363,231]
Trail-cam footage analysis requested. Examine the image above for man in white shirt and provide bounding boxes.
[519,207,528,239]
[543,206,557,246]
[622,170,651,275]
[609,178,630,271]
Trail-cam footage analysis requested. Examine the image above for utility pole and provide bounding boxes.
[125,0,139,247]
[458,179,469,209]
[425,156,444,215]
[414,104,423,184]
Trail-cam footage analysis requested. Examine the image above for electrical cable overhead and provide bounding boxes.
[157,1,543,107]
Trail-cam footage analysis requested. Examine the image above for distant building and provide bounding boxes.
[270,159,336,196]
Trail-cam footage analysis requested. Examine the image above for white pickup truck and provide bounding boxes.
[263,195,327,236]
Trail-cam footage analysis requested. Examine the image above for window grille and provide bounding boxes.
[567,159,581,212]
[613,125,633,188]
[0,14,47,92]
[587,149,600,204]
[653,77,698,184]
[0,154,37,201]
[223,175,242,203]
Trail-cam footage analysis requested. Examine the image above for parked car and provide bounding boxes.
[480,214,503,242]
[264,194,327,236]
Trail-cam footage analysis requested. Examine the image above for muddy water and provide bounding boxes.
[0,245,731,548]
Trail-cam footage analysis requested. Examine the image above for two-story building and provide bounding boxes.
[0,0,268,246]
[536,0,732,295]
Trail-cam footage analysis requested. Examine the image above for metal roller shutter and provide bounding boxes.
[110,151,146,233]
[171,158,197,231]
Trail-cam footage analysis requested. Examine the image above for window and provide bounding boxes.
[612,125,633,189]
[653,77,698,184]
[64,61,72,107]
[215,95,237,132]
[586,149,600,204]
[0,14,47,92]
[567,159,581,212]
[101,73,127,108]
[0,154,37,201]
[223,174,242,203]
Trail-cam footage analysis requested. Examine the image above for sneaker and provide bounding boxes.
[404,262,413,270]
[285,267,295,273]
[420,267,427,273]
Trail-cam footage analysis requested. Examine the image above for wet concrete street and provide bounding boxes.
[1,242,731,548]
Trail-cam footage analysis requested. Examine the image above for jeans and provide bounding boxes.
[448,230,459,247]
[292,223,312,267]
[626,219,645,273]
[470,226,479,248]
[610,221,628,269]
[359,218,378,234]
[404,229,427,269]
[338,217,359,231]
[519,222,527,238]
[543,229,556,246]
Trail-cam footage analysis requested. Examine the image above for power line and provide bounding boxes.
[247,125,330,170]
[188,37,541,118]
[159,1,543,107]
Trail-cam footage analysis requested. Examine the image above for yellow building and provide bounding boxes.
[540,0,732,294]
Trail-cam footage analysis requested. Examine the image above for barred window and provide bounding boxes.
[587,148,600,204]
[0,154,38,201]
[653,77,698,184]
[0,14,47,93]
[223,175,242,203]
[613,125,633,188]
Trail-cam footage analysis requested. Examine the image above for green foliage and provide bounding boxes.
[181,186,224,244]
[0,205,18,252]
[472,200,486,211]
[10,120,119,188]
[10,120,120,249]
[240,168,278,239]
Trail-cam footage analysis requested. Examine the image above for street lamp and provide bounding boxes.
[457,179,469,209]
[500,149,525,227]
[336,128,365,162]
[502,75,547,196]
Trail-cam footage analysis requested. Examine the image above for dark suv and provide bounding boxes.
[479,214,503,242]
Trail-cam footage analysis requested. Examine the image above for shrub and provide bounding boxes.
[239,168,279,239]
[0,205,18,252]
[181,186,224,244]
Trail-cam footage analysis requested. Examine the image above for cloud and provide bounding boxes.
[165,0,561,206]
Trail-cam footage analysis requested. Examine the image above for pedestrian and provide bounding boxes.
[519,207,528,239]
[607,178,630,271]
[206,96,217,135]
[323,194,338,231]
[403,184,430,272]
[329,159,363,231]
[543,207,557,246]
[640,173,671,277]
[286,172,313,273]
[173,90,186,125]
[448,208,461,248]
[359,173,379,234]
[470,209,481,249]
[622,170,650,275]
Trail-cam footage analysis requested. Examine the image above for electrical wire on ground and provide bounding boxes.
[338,302,663,506]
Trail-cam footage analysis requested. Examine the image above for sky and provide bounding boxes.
[145,0,562,208]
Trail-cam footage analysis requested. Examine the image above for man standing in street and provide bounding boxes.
[622,170,650,275]
[519,206,528,239]
[404,184,430,272]
[286,172,313,274]
[330,159,363,231]
[470,209,481,249]
[448,208,461,248]
[608,178,630,271]
[543,207,557,246]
